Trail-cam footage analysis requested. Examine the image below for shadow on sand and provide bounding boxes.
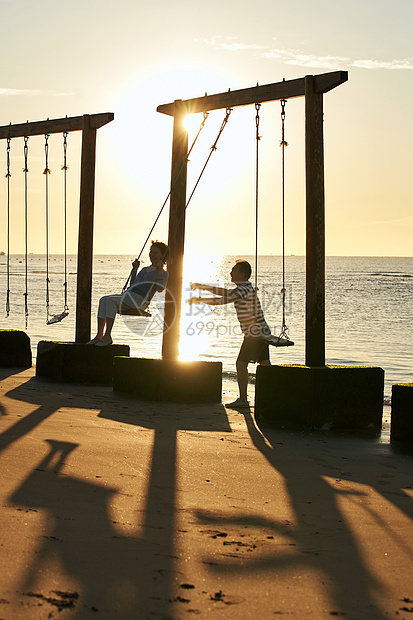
[1,371,229,617]
[194,408,413,618]
[1,369,412,618]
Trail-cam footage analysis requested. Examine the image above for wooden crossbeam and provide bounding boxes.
[0,112,114,139]
[157,71,348,116]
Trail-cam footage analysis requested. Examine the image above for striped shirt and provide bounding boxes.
[229,281,271,338]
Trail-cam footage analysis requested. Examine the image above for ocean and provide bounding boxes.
[1,254,412,404]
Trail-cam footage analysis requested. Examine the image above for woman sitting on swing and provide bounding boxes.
[87,240,169,346]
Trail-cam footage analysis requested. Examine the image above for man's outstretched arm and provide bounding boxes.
[187,295,233,306]
[191,282,230,297]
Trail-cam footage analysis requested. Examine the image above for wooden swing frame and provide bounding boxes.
[0,113,114,342]
[0,71,347,367]
[157,70,348,366]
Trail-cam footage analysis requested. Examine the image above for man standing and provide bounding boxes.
[188,259,271,408]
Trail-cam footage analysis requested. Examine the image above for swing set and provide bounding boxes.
[118,71,347,363]
[156,70,348,365]
[0,113,113,340]
[1,70,347,371]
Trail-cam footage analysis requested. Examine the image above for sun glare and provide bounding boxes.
[178,252,227,361]
[183,113,203,133]
[178,325,211,362]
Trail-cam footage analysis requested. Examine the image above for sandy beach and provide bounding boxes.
[0,366,412,619]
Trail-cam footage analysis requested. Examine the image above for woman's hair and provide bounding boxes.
[235,259,252,279]
[151,240,169,263]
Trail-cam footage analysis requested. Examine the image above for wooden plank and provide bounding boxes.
[305,75,326,367]
[75,115,97,343]
[157,71,348,116]
[162,102,189,360]
[314,71,348,94]
[0,112,114,139]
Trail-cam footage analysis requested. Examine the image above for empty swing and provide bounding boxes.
[254,100,294,348]
[23,136,29,326]
[45,132,70,325]
[5,138,11,317]
[4,135,32,325]
[3,133,70,324]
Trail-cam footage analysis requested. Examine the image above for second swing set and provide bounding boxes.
[4,132,70,326]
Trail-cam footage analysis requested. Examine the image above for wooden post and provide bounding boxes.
[75,115,97,343]
[305,75,325,366]
[162,101,188,360]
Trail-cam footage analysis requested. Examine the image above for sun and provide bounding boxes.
[183,113,204,133]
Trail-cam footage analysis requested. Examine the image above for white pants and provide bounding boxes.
[97,291,145,319]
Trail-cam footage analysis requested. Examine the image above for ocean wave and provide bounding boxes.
[370,272,412,278]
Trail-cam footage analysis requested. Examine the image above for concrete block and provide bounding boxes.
[36,341,130,385]
[0,330,32,368]
[255,364,384,431]
[113,357,222,403]
[391,383,413,443]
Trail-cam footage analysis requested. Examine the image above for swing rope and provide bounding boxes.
[46,132,69,325]
[62,132,69,312]
[254,103,261,294]
[184,107,232,210]
[122,110,211,293]
[23,137,29,326]
[147,107,232,267]
[279,99,288,338]
[253,99,293,347]
[120,107,232,313]
[43,133,51,321]
[5,138,11,317]
[144,108,233,312]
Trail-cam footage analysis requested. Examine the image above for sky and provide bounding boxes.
[0,0,412,257]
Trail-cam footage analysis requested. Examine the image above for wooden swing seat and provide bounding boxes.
[118,308,152,317]
[265,335,295,347]
[47,310,69,325]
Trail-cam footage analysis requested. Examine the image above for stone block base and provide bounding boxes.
[0,330,32,368]
[36,341,130,385]
[391,383,413,443]
[113,357,222,403]
[255,364,384,431]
